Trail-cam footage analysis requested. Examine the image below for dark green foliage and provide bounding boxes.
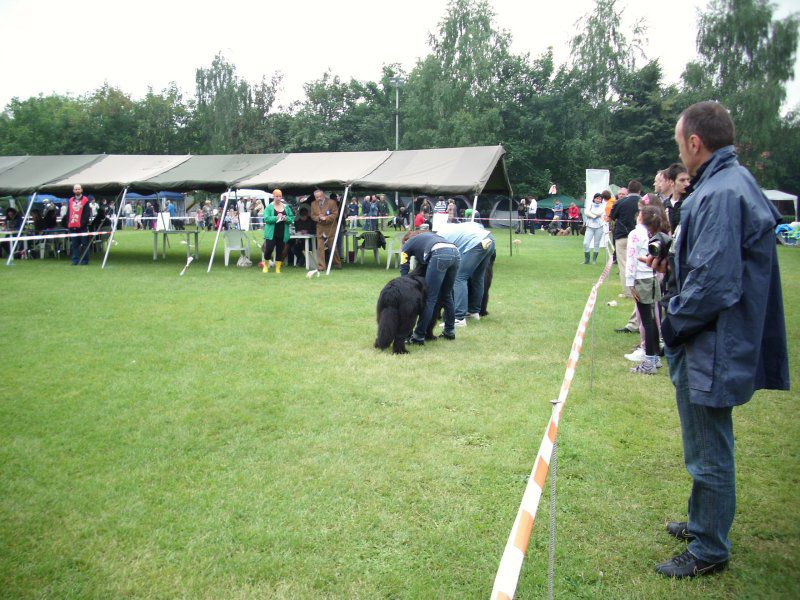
[1,0,798,196]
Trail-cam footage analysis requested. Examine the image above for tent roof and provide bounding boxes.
[0,146,512,197]
[352,145,511,196]
[0,155,105,195]
[0,156,28,176]
[236,150,392,190]
[763,189,798,201]
[41,154,191,193]
[134,154,286,192]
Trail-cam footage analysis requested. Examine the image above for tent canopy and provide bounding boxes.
[0,155,104,195]
[134,154,286,192]
[41,155,191,193]
[0,146,513,198]
[352,146,511,196]
[237,150,392,191]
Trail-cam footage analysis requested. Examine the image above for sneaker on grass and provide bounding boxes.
[625,347,646,362]
[630,361,657,375]
[454,319,467,327]
[467,312,481,320]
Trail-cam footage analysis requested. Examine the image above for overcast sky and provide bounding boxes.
[1,0,798,113]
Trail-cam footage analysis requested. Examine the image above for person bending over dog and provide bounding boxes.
[400,231,460,345]
[436,221,495,326]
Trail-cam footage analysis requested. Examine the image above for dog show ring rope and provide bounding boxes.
[491,253,614,600]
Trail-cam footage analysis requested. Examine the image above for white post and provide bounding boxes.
[470,194,478,222]
[102,187,128,269]
[5,192,37,265]
[207,189,233,273]
[326,185,350,276]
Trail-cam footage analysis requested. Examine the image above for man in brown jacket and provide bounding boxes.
[310,188,341,270]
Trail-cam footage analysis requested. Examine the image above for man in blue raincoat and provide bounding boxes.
[653,101,790,578]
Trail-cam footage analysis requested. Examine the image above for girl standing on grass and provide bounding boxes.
[625,205,663,375]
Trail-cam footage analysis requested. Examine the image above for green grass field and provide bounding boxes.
[1,229,798,599]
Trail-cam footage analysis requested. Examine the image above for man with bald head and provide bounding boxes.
[63,184,91,265]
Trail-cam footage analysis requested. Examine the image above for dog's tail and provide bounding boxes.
[374,307,400,350]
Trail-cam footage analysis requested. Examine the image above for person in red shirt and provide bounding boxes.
[567,202,581,235]
[62,184,91,265]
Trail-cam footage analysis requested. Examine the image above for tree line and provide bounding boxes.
[1,0,797,198]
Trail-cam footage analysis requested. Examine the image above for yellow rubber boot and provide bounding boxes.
[275,261,282,274]
[262,261,269,273]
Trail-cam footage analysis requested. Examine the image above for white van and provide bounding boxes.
[220,189,272,206]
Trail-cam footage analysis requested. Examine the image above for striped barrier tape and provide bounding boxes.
[491,253,614,600]
[0,231,110,243]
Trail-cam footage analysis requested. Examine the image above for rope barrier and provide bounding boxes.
[490,252,614,600]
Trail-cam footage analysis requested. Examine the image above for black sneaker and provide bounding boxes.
[405,336,424,346]
[439,332,455,340]
[615,327,635,333]
[655,549,728,578]
[666,521,696,541]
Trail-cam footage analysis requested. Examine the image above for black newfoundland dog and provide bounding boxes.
[374,268,426,354]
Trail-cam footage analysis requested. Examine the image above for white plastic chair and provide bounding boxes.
[223,230,250,266]
[386,233,405,269]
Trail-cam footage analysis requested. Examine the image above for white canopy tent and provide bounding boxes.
[762,189,798,220]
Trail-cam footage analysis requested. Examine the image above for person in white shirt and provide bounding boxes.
[583,193,605,264]
[624,205,664,374]
[527,197,538,234]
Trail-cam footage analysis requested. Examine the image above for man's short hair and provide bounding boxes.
[679,101,735,152]
[664,162,688,182]
[628,180,642,194]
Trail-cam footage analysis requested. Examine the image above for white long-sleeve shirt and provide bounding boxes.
[625,223,654,287]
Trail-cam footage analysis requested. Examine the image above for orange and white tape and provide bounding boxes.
[491,254,614,600]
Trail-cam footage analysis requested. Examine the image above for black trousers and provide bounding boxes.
[636,300,660,356]
[263,237,285,261]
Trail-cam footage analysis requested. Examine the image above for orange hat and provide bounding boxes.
[272,189,283,198]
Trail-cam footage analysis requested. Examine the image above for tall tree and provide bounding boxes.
[683,0,799,168]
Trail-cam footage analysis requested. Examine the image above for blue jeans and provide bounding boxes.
[665,345,735,563]
[453,240,495,319]
[71,231,89,265]
[413,247,460,339]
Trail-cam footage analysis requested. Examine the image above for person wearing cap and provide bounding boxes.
[311,188,341,271]
[261,189,294,274]
[61,184,91,265]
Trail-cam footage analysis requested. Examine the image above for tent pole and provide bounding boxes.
[411,191,415,230]
[471,194,478,222]
[102,187,128,269]
[326,185,350,276]
[5,192,37,265]
[207,189,232,273]
[509,194,513,256]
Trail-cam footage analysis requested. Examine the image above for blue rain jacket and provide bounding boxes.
[663,145,790,407]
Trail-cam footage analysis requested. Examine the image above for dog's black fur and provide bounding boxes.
[425,251,495,336]
[374,267,426,354]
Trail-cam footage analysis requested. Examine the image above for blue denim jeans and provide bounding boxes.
[453,240,495,319]
[665,345,735,563]
[71,231,89,265]
[413,247,460,339]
